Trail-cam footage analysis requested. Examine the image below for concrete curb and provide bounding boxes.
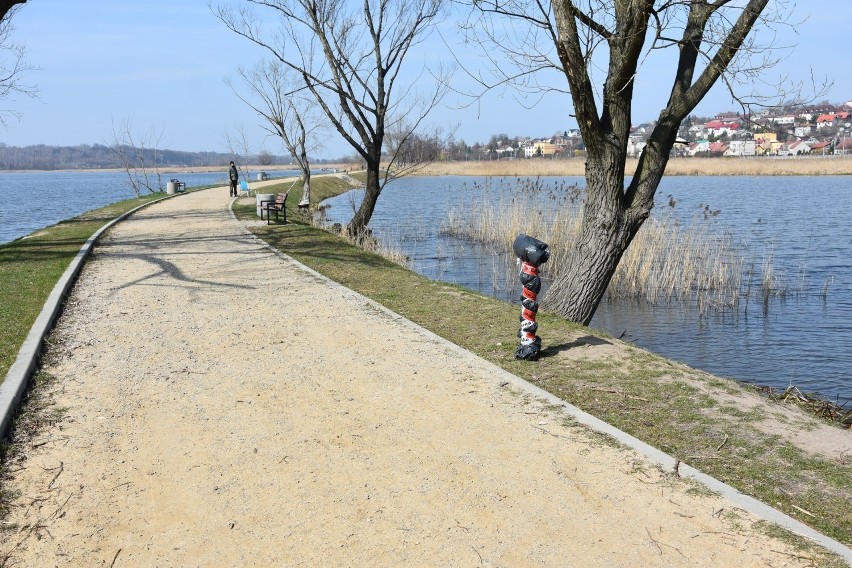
[227,204,852,565]
[0,194,180,441]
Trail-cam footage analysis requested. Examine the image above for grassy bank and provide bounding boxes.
[418,156,852,177]
[0,193,168,382]
[233,176,850,562]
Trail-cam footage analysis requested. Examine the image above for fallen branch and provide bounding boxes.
[47,462,64,489]
[790,504,816,518]
[110,548,122,568]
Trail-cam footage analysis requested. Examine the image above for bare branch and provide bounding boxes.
[215,0,450,235]
[106,119,166,196]
[0,1,36,126]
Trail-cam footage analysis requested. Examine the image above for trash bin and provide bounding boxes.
[167,181,177,194]
[256,193,275,217]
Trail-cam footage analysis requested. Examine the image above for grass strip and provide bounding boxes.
[0,192,174,382]
[234,176,851,560]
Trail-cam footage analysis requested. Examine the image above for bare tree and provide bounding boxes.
[257,149,274,166]
[466,0,800,325]
[215,0,450,238]
[223,125,252,180]
[1,0,35,127]
[228,60,324,209]
[107,119,166,196]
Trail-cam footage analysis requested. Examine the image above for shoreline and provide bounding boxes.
[415,155,852,177]
[4,156,852,177]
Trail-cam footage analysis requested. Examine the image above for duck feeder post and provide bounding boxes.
[513,234,550,361]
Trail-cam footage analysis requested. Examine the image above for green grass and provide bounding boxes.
[233,175,851,560]
[0,192,168,381]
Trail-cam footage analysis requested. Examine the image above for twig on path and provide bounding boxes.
[471,546,483,565]
[49,490,76,520]
[646,528,663,555]
[769,549,817,562]
[109,548,122,568]
[39,436,70,448]
[47,462,64,489]
[530,424,574,440]
[647,528,688,558]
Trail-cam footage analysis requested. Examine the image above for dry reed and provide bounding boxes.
[416,156,852,178]
[441,178,777,307]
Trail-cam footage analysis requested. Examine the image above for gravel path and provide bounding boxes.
[2,187,817,566]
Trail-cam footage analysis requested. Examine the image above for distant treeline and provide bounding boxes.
[0,143,296,170]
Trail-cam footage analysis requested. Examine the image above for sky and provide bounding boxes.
[1,0,851,160]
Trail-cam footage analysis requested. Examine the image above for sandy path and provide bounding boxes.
[1,187,817,566]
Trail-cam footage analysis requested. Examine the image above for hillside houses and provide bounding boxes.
[465,100,852,161]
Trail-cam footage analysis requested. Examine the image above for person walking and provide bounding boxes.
[228,161,239,197]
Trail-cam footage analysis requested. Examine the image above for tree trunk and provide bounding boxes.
[299,170,311,207]
[541,151,648,326]
[346,155,381,238]
[298,146,311,207]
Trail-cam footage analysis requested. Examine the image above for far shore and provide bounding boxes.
[5,155,852,177]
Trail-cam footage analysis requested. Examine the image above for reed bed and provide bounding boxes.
[416,155,852,178]
[441,178,775,307]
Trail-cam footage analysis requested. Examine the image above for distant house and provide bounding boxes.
[495,146,516,158]
[794,124,815,137]
[784,140,811,155]
[627,136,647,157]
[809,140,832,155]
[708,141,729,156]
[725,140,756,156]
[766,115,796,126]
[687,140,711,156]
[760,132,778,143]
[816,114,837,129]
[836,138,852,154]
[704,120,740,136]
[532,141,558,157]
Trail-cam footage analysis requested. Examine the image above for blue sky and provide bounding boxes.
[2,0,850,159]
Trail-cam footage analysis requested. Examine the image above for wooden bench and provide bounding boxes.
[260,191,289,224]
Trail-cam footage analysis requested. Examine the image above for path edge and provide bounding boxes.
[0,194,181,440]
[228,205,852,565]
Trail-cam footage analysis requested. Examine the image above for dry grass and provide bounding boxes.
[441,178,765,306]
[417,156,852,177]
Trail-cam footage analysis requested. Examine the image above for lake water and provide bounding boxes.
[321,175,852,402]
[0,169,300,244]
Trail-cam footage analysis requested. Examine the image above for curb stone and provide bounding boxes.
[0,193,184,440]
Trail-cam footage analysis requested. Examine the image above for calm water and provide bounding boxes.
[0,169,300,244]
[322,175,852,402]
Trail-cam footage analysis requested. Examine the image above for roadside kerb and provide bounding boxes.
[0,192,188,440]
[227,203,852,564]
